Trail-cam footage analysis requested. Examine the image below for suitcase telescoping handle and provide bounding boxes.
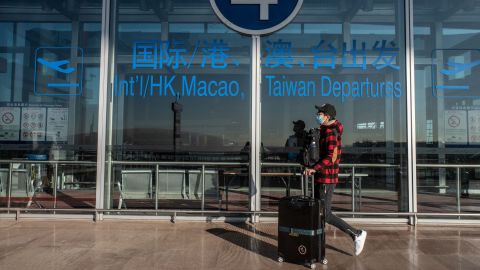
[318,183,327,264]
[303,174,315,198]
[288,195,315,208]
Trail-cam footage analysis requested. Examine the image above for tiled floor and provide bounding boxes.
[0,220,479,270]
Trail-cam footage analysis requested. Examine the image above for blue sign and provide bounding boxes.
[115,38,403,103]
[263,39,400,70]
[34,47,84,96]
[210,0,303,35]
[132,39,240,70]
[432,49,480,99]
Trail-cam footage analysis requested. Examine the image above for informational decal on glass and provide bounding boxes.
[445,110,467,144]
[115,38,402,103]
[263,39,402,102]
[34,47,84,96]
[21,107,46,141]
[432,49,480,99]
[468,110,480,144]
[46,107,68,141]
[0,107,20,141]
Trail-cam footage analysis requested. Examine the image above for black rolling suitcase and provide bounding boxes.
[277,195,327,269]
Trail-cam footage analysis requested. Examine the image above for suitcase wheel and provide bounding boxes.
[308,263,316,269]
[320,258,328,265]
[277,256,284,263]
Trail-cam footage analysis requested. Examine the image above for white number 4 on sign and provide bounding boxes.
[231,0,278,20]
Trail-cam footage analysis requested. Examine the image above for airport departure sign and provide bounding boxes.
[210,0,303,35]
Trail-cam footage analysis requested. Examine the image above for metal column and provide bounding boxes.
[250,35,262,219]
[405,0,418,225]
[95,0,113,214]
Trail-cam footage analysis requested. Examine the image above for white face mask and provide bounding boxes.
[315,114,325,125]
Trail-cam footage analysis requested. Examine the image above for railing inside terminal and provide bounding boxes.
[417,164,480,215]
[261,163,402,213]
[0,160,479,220]
[0,160,97,209]
[108,161,249,212]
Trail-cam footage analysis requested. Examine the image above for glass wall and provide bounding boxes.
[414,0,480,215]
[260,0,409,213]
[0,0,101,209]
[105,0,252,211]
[0,0,479,220]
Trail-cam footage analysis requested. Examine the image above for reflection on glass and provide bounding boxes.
[0,0,102,209]
[107,1,252,211]
[260,0,408,213]
[414,0,480,215]
[111,12,251,161]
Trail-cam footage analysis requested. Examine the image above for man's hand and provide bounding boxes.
[304,168,316,176]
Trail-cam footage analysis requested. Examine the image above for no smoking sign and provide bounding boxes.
[2,112,14,124]
[448,115,461,128]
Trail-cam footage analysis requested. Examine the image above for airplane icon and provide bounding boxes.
[440,60,480,76]
[432,49,480,99]
[37,58,75,74]
[34,47,84,96]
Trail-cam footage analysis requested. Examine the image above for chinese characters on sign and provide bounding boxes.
[263,39,402,102]
[131,38,400,71]
[263,39,399,70]
[132,40,240,71]
[114,38,402,102]
[116,39,245,99]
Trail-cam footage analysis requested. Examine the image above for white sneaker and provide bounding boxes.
[354,230,367,256]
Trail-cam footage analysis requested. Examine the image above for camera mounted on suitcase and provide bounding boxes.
[301,128,321,167]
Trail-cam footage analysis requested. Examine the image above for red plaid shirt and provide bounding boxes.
[313,120,343,184]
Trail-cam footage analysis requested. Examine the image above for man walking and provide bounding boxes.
[304,103,367,256]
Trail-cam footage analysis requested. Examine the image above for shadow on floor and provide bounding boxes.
[207,225,353,263]
[326,244,352,256]
[206,228,277,261]
[228,222,277,241]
